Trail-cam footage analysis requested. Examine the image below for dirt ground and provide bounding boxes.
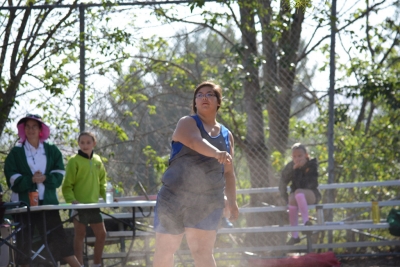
[339,255,400,267]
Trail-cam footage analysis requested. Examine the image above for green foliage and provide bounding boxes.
[0,1,142,168]
[342,74,400,110]
[270,150,284,171]
[92,119,129,141]
[142,146,168,175]
[282,0,313,10]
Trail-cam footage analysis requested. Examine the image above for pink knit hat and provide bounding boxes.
[17,114,50,143]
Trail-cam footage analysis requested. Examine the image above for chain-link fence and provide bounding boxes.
[85,1,400,263]
[88,0,321,251]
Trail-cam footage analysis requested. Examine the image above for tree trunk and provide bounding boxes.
[249,0,305,247]
[0,84,18,137]
[266,3,305,156]
[239,0,274,247]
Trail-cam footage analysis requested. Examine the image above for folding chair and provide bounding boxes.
[0,189,10,266]
[1,201,33,267]
[0,223,12,267]
[0,201,12,267]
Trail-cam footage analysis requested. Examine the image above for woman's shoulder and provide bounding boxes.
[218,121,230,131]
[9,143,24,151]
[180,115,196,122]
[308,158,318,166]
[43,141,61,150]
[284,160,294,169]
[7,144,23,156]
[11,143,23,149]
[282,161,294,174]
[175,115,198,128]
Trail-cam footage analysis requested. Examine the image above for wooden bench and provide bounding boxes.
[86,229,153,244]
[222,199,400,253]
[84,181,400,264]
[238,200,400,213]
[236,180,400,194]
[88,208,397,256]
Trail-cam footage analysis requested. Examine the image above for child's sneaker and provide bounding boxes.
[286,237,301,245]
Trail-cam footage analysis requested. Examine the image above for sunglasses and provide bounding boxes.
[26,114,42,119]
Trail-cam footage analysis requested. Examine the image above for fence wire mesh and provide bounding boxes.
[82,2,399,264]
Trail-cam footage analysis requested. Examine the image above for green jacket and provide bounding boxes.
[62,151,107,204]
[4,142,65,206]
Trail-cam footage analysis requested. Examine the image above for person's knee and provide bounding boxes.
[295,189,315,203]
[294,189,305,196]
[288,194,297,205]
[187,238,214,257]
[94,229,106,241]
[74,229,86,240]
[155,243,179,256]
[190,245,213,258]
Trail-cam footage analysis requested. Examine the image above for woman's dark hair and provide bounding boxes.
[191,81,222,114]
[291,143,308,154]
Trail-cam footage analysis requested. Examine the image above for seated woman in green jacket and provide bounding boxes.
[4,114,80,267]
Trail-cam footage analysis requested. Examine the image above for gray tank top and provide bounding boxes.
[160,115,230,207]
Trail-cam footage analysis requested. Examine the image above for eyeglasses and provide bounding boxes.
[196,93,216,99]
[24,125,40,130]
[26,114,42,119]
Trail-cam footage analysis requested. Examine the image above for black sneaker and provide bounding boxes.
[286,237,301,245]
[302,220,313,235]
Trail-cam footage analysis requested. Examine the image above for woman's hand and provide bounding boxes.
[32,171,46,183]
[228,201,239,221]
[293,158,307,169]
[224,198,239,222]
[214,151,232,164]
